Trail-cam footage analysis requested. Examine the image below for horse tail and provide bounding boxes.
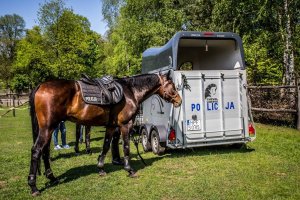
[29,85,42,175]
[29,85,40,144]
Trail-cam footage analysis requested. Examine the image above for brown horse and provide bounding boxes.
[28,71,182,196]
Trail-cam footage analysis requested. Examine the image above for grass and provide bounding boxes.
[0,107,300,200]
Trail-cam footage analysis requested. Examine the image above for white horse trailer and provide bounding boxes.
[138,31,256,154]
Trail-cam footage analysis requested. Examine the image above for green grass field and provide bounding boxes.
[0,107,300,200]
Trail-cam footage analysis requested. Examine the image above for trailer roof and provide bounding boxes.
[142,31,245,73]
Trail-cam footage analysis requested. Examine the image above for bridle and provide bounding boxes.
[158,74,180,104]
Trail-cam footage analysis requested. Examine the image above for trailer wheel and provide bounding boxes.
[141,128,151,152]
[151,130,165,155]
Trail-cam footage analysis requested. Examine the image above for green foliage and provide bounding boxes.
[244,32,282,85]
[0,14,25,88]
[102,0,185,76]
[10,74,30,93]
[1,0,300,89]
[12,0,105,90]
[13,26,54,88]
[101,0,299,84]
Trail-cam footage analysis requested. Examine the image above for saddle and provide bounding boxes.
[77,74,123,105]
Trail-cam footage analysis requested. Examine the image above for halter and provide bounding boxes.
[158,74,179,104]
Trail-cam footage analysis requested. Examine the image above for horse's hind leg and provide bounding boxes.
[42,140,59,184]
[97,127,114,176]
[85,125,92,154]
[28,131,50,196]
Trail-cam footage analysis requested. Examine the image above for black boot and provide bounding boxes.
[111,130,124,165]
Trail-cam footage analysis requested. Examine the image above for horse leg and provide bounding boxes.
[85,125,92,154]
[111,128,123,165]
[97,127,114,176]
[42,140,59,184]
[74,123,81,154]
[120,124,137,178]
[28,131,50,196]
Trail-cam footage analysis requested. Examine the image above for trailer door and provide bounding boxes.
[182,70,245,145]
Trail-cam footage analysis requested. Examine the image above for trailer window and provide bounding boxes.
[179,62,193,70]
[177,38,243,70]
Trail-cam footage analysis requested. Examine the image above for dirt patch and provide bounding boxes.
[0,180,7,189]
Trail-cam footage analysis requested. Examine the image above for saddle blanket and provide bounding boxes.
[77,75,123,105]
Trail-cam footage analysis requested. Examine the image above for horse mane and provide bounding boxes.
[116,74,160,92]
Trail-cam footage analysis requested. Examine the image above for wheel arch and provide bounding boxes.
[141,124,168,145]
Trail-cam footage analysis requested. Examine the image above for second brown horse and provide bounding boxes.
[28,71,182,196]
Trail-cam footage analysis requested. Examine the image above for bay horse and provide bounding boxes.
[28,71,182,196]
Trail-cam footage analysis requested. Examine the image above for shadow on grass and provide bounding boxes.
[50,147,102,162]
[40,155,163,193]
[68,136,104,147]
[164,144,255,158]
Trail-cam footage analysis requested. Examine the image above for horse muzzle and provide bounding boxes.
[172,96,182,108]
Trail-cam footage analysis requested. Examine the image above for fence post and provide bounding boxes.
[296,77,300,130]
[13,95,16,117]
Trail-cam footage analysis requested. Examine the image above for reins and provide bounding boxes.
[130,129,147,166]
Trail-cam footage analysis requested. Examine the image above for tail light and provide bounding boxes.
[168,128,176,141]
[248,123,256,137]
[203,32,214,36]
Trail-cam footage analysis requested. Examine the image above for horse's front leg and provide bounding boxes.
[111,127,123,165]
[97,127,114,176]
[120,124,138,178]
[74,123,81,154]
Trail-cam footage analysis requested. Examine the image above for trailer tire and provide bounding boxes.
[141,128,151,152]
[151,130,165,155]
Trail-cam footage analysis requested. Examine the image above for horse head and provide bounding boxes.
[157,71,182,108]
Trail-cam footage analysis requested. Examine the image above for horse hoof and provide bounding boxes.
[128,171,138,178]
[99,170,107,176]
[31,191,41,197]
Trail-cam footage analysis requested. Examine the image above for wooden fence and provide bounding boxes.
[0,93,29,117]
[247,80,300,130]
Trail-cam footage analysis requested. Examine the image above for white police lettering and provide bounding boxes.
[85,96,97,102]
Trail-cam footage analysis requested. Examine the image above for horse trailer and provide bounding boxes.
[137,31,256,155]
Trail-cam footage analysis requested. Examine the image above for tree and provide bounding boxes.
[13,26,53,89]
[102,0,124,29]
[13,1,105,90]
[37,0,67,60]
[102,0,186,76]
[0,14,25,89]
[35,0,105,80]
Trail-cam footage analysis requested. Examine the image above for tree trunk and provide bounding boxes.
[283,0,295,86]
